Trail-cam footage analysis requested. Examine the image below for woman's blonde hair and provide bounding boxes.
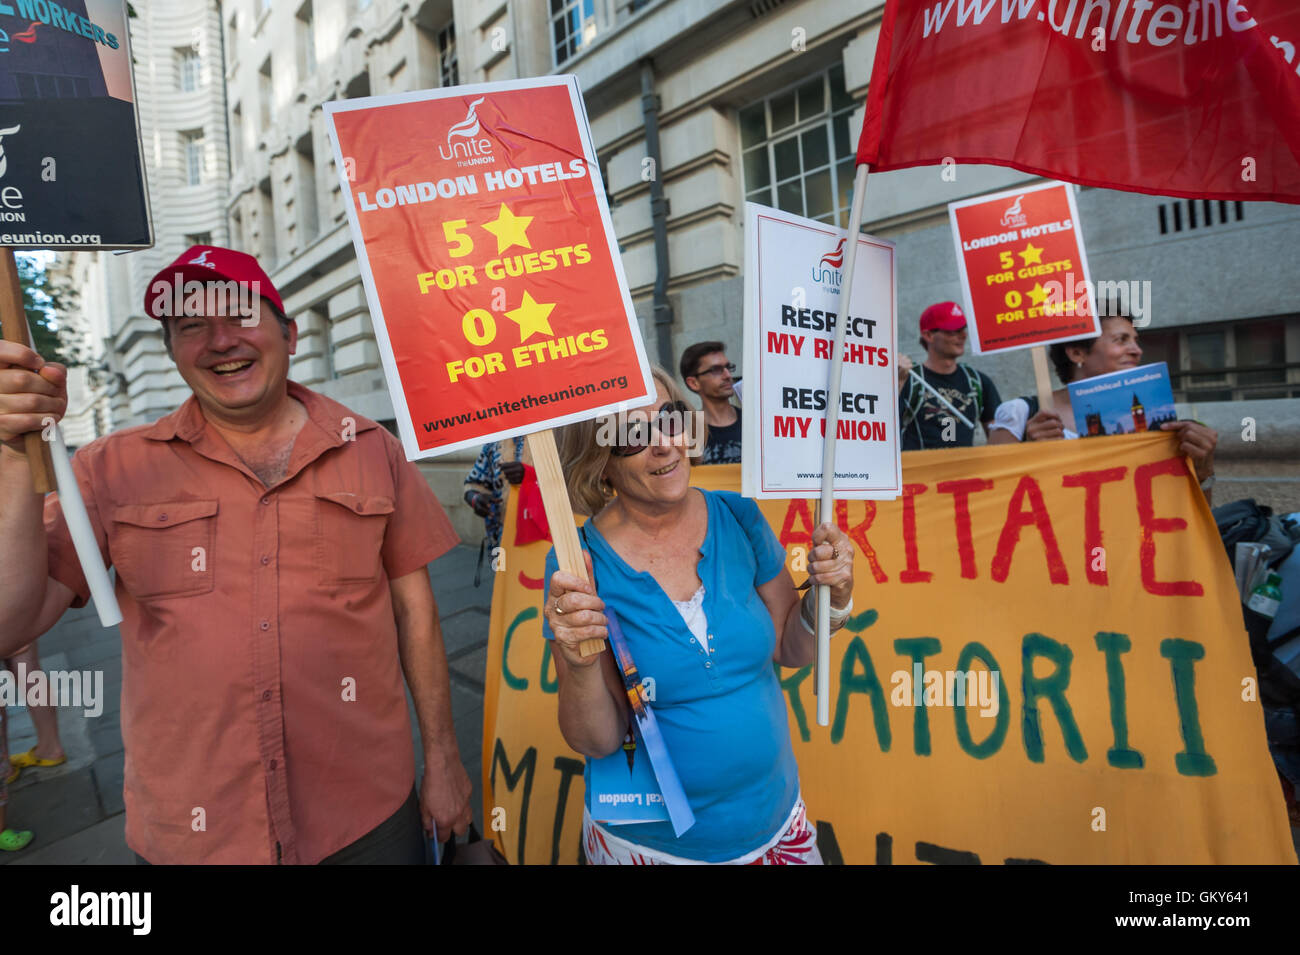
[557,366,699,516]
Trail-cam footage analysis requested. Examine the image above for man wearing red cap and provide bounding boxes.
[0,245,473,863]
[897,302,1002,451]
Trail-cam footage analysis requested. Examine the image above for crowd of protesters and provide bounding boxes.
[1,241,1288,865]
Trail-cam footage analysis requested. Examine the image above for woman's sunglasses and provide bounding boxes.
[609,401,692,457]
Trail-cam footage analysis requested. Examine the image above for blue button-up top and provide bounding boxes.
[544,489,799,862]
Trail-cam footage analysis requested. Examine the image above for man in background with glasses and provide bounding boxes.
[680,341,743,465]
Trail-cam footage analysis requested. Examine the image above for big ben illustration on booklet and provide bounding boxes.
[1068,362,1176,438]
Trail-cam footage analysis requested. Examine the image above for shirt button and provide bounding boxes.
[260,620,270,631]
[260,555,270,565]
[269,759,277,770]
[262,690,272,702]
[261,496,271,505]
[157,514,167,521]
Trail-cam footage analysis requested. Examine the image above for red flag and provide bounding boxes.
[859,0,1300,203]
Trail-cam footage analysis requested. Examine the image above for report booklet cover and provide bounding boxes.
[1068,362,1176,438]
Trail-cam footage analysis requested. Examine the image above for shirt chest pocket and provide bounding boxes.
[313,491,395,585]
[110,500,219,600]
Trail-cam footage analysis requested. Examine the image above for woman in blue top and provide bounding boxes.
[543,367,857,864]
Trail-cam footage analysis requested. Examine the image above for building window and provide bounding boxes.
[258,56,273,132]
[1158,198,1244,235]
[182,130,205,186]
[185,232,213,248]
[295,133,320,243]
[438,21,458,87]
[178,47,201,91]
[1138,315,1300,402]
[296,2,316,81]
[258,176,277,265]
[12,73,91,98]
[738,64,858,227]
[231,102,244,168]
[551,0,596,67]
[226,14,238,69]
[345,69,370,99]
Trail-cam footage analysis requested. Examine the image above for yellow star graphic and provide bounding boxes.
[505,291,556,343]
[1026,282,1050,307]
[482,203,534,254]
[1019,242,1044,266]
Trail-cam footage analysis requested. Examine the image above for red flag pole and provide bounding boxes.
[816,161,870,727]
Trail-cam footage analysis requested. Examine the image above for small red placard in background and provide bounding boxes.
[948,181,1099,355]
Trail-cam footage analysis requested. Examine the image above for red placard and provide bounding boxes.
[324,77,653,458]
[947,181,1099,355]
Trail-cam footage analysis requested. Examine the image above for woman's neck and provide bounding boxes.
[599,490,694,540]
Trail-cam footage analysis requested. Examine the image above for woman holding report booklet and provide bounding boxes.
[542,366,856,865]
[987,311,1218,497]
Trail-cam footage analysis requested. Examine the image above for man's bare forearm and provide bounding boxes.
[0,445,50,638]
[392,574,462,763]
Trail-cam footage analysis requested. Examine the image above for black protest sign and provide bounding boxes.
[0,0,151,249]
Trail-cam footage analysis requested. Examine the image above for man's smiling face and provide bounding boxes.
[168,300,297,422]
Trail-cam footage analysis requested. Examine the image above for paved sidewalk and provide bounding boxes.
[1,544,492,865]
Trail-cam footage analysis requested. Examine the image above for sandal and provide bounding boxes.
[0,829,34,851]
[9,748,66,771]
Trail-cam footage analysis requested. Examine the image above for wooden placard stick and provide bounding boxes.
[1030,345,1055,417]
[526,428,606,657]
[0,248,56,493]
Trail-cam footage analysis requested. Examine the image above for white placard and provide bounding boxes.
[742,204,900,499]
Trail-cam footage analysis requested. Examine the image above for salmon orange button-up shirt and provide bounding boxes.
[43,382,459,864]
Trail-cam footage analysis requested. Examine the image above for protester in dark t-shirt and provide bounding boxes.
[701,407,743,465]
[897,302,1002,451]
[680,340,743,464]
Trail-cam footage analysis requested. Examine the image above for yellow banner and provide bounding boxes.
[481,433,1297,864]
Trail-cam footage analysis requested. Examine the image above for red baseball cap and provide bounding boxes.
[919,301,967,333]
[143,245,284,321]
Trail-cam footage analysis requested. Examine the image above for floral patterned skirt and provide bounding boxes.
[583,795,822,865]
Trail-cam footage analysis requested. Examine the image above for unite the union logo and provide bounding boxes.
[812,237,845,291]
[1000,194,1028,228]
[439,96,494,164]
[0,124,20,179]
